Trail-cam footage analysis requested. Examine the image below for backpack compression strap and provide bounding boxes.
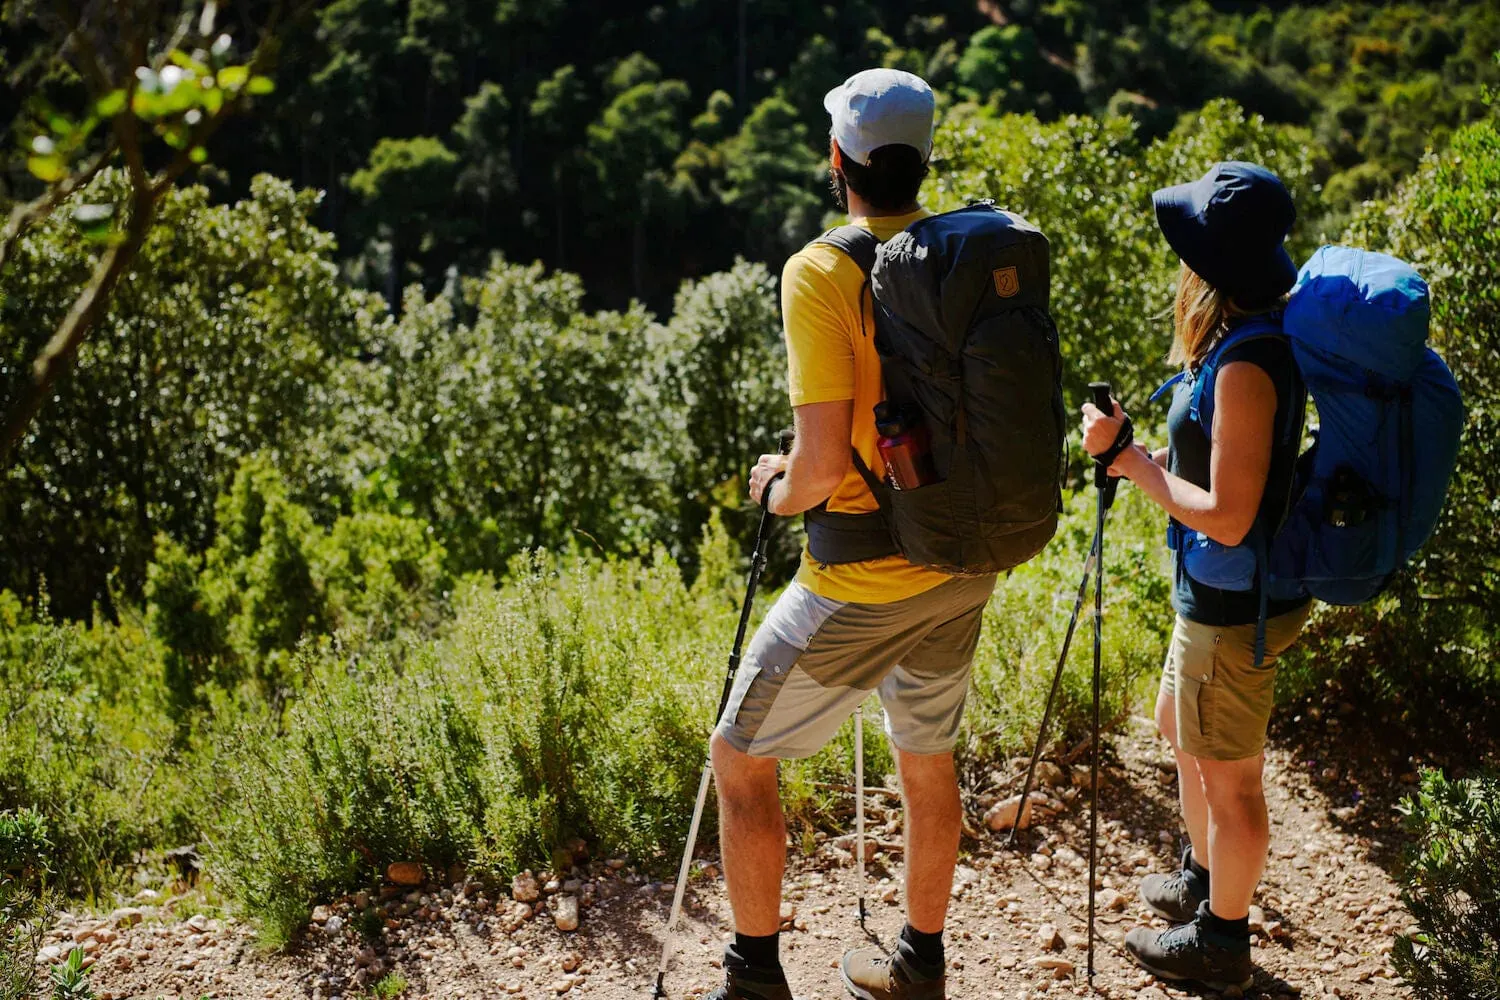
[800,225,901,565]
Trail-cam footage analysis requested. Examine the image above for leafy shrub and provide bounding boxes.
[147,457,450,707]
[0,809,53,1000]
[0,175,379,618]
[0,592,184,896]
[1392,769,1500,998]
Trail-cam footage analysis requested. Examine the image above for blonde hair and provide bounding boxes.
[1168,262,1282,370]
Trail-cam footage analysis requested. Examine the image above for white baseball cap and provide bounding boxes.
[823,68,935,166]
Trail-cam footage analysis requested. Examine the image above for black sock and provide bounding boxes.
[899,922,945,971]
[1187,848,1211,885]
[1200,907,1250,943]
[725,931,784,981]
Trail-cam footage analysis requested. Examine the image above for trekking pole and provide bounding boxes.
[1085,380,1117,985]
[652,433,791,1000]
[1006,533,1097,850]
[854,700,867,928]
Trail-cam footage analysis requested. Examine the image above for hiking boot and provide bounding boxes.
[840,944,945,1000]
[1140,844,1209,924]
[1124,902,1253,993]
[703,967,794,1000]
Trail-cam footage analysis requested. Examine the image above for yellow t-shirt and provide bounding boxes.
[782,207,953,604]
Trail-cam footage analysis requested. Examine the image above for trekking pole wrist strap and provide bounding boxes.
[1093,416,1134,472]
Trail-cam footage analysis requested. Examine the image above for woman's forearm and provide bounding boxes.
[1115,447,1252,546]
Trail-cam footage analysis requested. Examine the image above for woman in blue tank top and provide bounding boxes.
[1079,162,1311,992]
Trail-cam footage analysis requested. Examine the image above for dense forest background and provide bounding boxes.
[1,4,1499,994]
[8,0,1498,314]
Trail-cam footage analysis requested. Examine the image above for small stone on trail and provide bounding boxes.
[1035,761,1067,788]
[512,872,541,903]
[1097,888,1126,913]
[324,915,344,935]
[110,907,144,929]
[552,895,580,932]
[984,792,1046,832]
[387,862,424,886]
[1029,955,1074,973]
[1036,924,1063,951]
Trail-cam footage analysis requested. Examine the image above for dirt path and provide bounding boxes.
[49,715,1414,1000]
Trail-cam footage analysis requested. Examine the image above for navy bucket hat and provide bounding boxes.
[1152,161,1297,307]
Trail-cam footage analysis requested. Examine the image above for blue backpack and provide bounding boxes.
[1154,246,1463,663]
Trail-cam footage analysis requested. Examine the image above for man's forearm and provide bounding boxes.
[768,457,841,516]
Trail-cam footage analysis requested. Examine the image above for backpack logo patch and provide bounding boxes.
[992,266,1020,298]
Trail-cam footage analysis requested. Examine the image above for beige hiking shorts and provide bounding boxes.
[715,573,997,759]
[1160,604,1312,761]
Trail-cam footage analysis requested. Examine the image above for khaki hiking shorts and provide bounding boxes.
[1161,604,1312,762]
[715,573,997,759]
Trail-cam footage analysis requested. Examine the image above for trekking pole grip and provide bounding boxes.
[1089,382,1114,491]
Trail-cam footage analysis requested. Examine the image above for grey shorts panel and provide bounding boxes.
[879,595,988,755]
[715,574,995,759]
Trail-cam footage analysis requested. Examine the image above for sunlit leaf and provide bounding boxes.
[217,65,249,91]
[190,146,208,164]
[26,154,65,182]
[247,76,276,96]
[169,50,211,76]
[96,90,128,117]
[72,203,116,242]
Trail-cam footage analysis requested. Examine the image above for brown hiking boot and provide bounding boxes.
[840,945,945,1000]
[703,968,794,1000]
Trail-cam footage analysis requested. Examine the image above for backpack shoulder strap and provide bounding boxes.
[810,224,879,278]
[1192,317,1289,434]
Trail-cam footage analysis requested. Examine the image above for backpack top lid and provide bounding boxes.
[1284,245,1430,381]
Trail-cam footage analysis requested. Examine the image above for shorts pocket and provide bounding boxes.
[1172,624,1220,755]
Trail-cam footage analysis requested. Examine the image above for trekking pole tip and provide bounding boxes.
[652,970,667,998]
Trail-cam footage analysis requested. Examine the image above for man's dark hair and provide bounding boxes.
[835,141,929,212]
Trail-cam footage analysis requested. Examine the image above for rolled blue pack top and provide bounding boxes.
[1152,245,1464,663]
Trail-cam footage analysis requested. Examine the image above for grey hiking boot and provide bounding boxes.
[704,968,794,1000]
[840,943,945,1000]
[1125,902,1253,993]
[1140,844,1209,924]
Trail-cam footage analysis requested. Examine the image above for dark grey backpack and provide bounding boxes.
[804,201,1065,575]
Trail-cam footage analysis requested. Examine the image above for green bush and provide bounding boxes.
[1392,769,1500,998]
[0,592,185,896]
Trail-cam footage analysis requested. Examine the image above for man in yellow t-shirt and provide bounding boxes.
[703,69,997,1000]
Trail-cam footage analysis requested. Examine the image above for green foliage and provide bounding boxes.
[0,591,182,896]
[657,258,791,559]
[146,457,450,706]
[0,808,52,878]
[47,947,92,1000]
[369,259,677,574]
[1392,769,1500,998]
[0,870,51,1000]
[370,972,409,999]
[0,173,377,618]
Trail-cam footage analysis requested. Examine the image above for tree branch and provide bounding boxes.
[0,140,117,275]
[0,182,157,466]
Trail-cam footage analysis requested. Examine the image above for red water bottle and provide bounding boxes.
[874,402,938,490]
